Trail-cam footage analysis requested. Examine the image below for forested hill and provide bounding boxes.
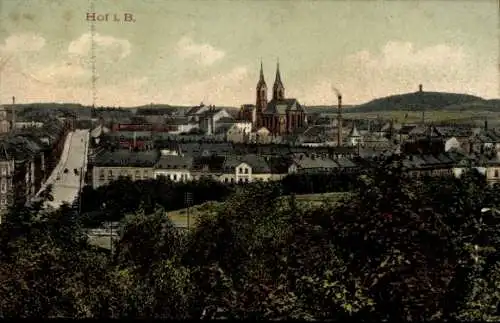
[348,91,490,112]
[4,92,499,118]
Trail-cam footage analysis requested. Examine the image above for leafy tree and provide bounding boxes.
[114,205,186,273]
[0,188,111,318]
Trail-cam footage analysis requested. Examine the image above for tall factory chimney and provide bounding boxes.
[337,94,343,147]
[11,96,16,130]
[419,84,423,92]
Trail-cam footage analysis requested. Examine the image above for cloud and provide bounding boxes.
[0,33,46,53]
[30,60,90,85]
[349,41,467,69]
[296,41,497,105]
[0,32,138,105]
[176,36,225,66]
[168,66,249,104]
[13,32,134,88]
[68,32,131,60]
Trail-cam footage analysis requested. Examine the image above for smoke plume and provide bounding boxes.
[331,85,342,97]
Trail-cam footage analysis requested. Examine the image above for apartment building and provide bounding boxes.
[91,149,159,189]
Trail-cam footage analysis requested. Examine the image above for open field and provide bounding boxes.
[167,201,220,228]
[88,191,353,250]
[167,192,352,228]
[291,191,352,206]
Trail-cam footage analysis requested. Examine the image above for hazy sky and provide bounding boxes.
[0,0,498,107]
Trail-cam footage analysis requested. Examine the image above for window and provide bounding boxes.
[1,167,6,176]
[135,170,141,178]
[224,178,228,183]
[495,170,499,178]
[0,198,5,206]
[245,178,249,183]
[1,179,6,193]
[173,174,177,181]
[238,167,243,173]
[244,168,249,174]
[99,169,105,180]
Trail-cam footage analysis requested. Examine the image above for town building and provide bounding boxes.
[91,149,159,189]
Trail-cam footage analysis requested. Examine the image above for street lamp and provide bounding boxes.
[184,192,193,230]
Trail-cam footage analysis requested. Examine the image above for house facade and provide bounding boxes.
[91,149,159,188]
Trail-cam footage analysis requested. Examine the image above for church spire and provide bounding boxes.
[273,58,285,100]
[257,59,266,88]
[259,59,265,82]
[275,58,282,84]
[256,59,268,126]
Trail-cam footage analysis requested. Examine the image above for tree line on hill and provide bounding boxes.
[1,157,500,319]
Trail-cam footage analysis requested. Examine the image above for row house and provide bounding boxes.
[402,153,460,178]
[0,135,46,219]
[288,153,359,174]
[165,117,198,134]
[467,128,500,154]
[0,118,70,219]
[219,154,284,183]
[485,156,500,185]
[435,126,475,152]
[154,154,193,182]
[105,131,154,150]
[91,149,159,189]
[198,107,233,135]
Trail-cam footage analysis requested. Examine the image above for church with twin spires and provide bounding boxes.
[239,61,307,135]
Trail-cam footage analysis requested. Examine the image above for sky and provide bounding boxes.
[0,0,498,107]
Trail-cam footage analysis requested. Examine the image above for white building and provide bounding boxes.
[153,154,193,182]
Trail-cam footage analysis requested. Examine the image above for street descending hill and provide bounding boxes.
[348,91,485,113]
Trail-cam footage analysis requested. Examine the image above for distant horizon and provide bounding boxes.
[1,89,496,109]
[1,0,497,106]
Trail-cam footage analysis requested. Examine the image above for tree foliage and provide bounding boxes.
[1,157,500,319]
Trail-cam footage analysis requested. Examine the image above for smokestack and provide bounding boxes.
[11,96,15,130]
[419,84,423,92]
[337,95,342,147]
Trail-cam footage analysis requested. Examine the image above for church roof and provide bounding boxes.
[263,98,304,115]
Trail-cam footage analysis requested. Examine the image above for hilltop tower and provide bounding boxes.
[272,59,285,100]
[256,60,268,127]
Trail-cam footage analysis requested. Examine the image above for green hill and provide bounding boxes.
[305,105,354,114]
[350,91,484,113]
[440,99,500,112]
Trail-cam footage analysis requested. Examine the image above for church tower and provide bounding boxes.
[256,60,267,126]
[272,60,285,100]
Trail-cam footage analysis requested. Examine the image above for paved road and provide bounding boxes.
[43,129,90,209]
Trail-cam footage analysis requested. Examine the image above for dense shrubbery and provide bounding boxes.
[79,177,235,225]
[80,171,358,226]
[1,156,500,320]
